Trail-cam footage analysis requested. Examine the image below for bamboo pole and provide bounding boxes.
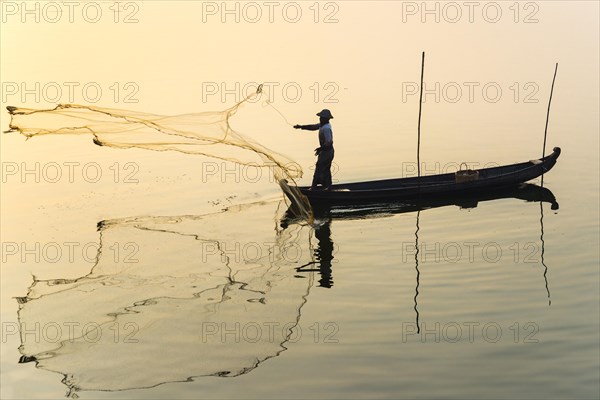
[541,63,558,187]
[417,52,425,178]
[543,63,558,158]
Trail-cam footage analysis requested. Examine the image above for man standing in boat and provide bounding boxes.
[294,109,334,190]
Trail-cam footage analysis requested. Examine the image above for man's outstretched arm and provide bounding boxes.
[293,124,321,131]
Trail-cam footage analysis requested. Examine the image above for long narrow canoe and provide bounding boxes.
[289,147,561,206]
[280,183,558,226]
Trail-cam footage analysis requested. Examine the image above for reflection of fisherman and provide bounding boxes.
[314,220,334,288]
[294,219,334,288]
[294,109,334,190]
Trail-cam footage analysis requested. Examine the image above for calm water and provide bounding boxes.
[1,1,599,399]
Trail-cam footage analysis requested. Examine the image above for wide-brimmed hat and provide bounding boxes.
[316,109,333,119]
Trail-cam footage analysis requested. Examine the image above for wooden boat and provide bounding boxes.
[281,183,558,226]
[286,147,561,207]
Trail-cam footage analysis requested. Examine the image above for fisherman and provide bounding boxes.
[294,109,334,190]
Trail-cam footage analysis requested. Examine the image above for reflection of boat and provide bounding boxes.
[16,203,315,395]
[283,183,558,223]
[286,183,558,295]
[286,147,561,207]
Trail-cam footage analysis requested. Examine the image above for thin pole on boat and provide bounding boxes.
[542,63,558,159]
[417,52,425,178]
[541,63,558,187]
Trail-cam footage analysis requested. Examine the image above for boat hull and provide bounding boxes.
[278,183,559,227]
[292,147,561,205]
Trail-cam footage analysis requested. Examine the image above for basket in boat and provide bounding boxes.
[455,162,479,183]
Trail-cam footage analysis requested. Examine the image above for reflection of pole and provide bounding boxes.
[414,211,421,332]
[540,202,551,306]
[542,63,558,187]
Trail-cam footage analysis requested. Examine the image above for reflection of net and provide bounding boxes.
[6,86,312,222]
[17,202,314,395]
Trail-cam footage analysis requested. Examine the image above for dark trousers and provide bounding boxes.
[311,148,334,188]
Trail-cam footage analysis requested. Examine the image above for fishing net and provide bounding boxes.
[6,85,313,222]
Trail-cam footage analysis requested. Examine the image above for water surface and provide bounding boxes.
[1,1,598,399]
